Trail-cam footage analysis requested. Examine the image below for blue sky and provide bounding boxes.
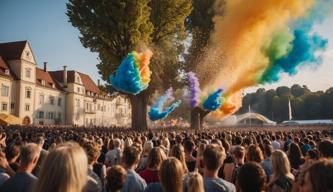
[1,0,332,92]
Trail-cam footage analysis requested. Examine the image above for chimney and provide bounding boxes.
[63,65,68,87]
[97,79,100,86]
[43,62,48,72]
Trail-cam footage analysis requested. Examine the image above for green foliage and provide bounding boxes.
[67,0,192,92]
[238,84,333,122]
[67,0,153,80]
[185,0,225,71]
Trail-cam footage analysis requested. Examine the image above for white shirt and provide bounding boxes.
[272,140,281,150]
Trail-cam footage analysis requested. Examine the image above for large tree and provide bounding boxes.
[184,0,225,129]
[67,0,192,130]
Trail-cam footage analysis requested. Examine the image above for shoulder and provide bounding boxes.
[204,177,236,192]
[126,170,147,186]
[145,183,163,192]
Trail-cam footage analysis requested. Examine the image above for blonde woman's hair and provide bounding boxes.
[34,142,88,192]
[170,144,188,172]
[159,157,184,192]
[188,171,204,192]
[269,150,294,186]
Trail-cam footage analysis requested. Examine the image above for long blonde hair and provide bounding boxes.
[170,144,188,172]
[159,157,184,192]
[188,171,204,192]
[34,142,88,192]
[269,150,294,185]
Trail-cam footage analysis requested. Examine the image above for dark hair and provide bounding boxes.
[221,139,230,153]
[306,149,319,160]
[235,136,243,145]
[122,144,142,166]
[183,139,195,153]
[237,162,266,192]
[203,144,225,171]
[232,145,245,159]
[5,144,20,161]
[263,144,273,158]
[106,165,127,192]
[318,140,333,158]
[304,159,333,192]
[288,143,303,169]
[242,137,252,146]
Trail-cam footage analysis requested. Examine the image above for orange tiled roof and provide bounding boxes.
[77,72,100,93]
[50,70,100,93]
[36,68,63,90]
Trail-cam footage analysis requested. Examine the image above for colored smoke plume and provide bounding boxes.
[195,0,331,118]
[203,88,224,111]
[149,87,182,121]
[109,49,153,95]
[187,71,201,108]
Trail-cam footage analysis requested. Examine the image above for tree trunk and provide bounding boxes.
[190,107,210,129]
[129,91,149,131]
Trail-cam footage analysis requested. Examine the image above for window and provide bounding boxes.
[76,76,80,83]
[58,98,62,106]
[58,112,62,119]
[25,104,30,111]
[4,69,9,75]
[10,103,14,109]
[76,99,80,108]
[77,87,80,93]
[38,111,44,119]
[25,88,31,98]
[25,68,31,78]
[2,103,8,111]
[98,104,101,110]
[49,96,55,105]
[1,85,9,97]
[41,80,45,86]
[48,112,54,119]
[39,94,44,105]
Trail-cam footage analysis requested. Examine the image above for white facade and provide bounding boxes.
[0,41,131,127]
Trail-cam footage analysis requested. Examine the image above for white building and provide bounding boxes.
[0,40,131,127]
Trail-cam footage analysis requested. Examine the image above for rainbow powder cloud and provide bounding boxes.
[149,87,182,121]
[259,0,330,83]
[109,50,153,95]
[203,88,225,111]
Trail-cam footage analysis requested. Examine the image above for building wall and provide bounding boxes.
[33,86,66,125]
[1,42,131,127]
[17,81,35,122]
[0,76,12,115]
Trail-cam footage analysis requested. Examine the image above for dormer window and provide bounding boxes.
[76,76,80,83]
[4,69,9,75]
[41,80,45,86]
[52,84,55,88]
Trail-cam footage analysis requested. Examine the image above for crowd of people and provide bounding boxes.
[0,125,332,192]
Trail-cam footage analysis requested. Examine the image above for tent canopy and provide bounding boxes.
[0,113,22,126]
